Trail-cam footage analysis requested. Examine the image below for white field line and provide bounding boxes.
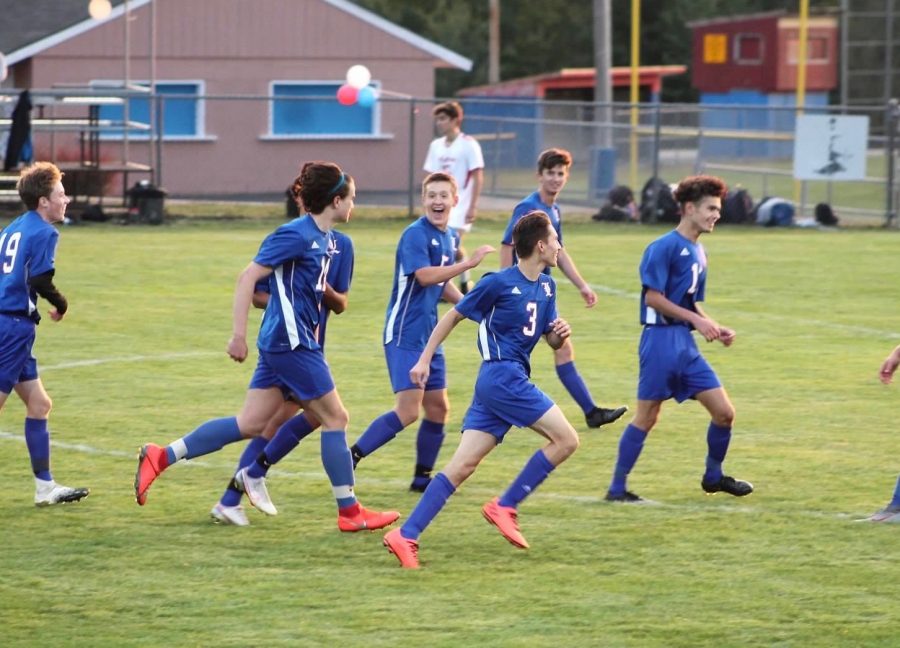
[589,282,900,340]
[0,431,862,520]
[40,351,221,371]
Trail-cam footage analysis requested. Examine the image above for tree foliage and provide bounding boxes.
[351,0,838,100]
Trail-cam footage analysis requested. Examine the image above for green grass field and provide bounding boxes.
[1,211,899,647]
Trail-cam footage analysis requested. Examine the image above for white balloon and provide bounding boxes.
[346,65,372,90]
[89,0,113,20]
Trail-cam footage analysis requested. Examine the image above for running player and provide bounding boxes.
[383,211,580,568]
[134,162,398,532]
[213,225,354,525]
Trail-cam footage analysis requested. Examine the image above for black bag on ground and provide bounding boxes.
[720,188,753,224]
[639,177,680,223]
[815,202,839,226]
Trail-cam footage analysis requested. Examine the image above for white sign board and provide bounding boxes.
[793,115,869,181]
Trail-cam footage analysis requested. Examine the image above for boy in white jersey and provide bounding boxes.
[382,211,580,569]
[423,101,484,293]
[605,175,752,503]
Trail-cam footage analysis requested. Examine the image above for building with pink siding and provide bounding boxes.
[0,0,471,198]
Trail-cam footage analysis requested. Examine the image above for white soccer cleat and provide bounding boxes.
[34,479,90,507]
[235,467,278,516]
[210,503,250,526]
[867,504,900,523]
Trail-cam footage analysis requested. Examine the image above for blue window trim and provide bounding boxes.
[90,79,206,140]
[268,80,381,137]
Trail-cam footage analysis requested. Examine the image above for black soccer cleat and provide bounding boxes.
[586,406,628,428]
[604,490,644,503]
[701,475,753,497]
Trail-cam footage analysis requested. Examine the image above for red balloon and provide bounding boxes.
[336,84,358,106]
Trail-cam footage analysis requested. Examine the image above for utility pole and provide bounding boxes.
[488,0,500,84]
[593,0,613,148]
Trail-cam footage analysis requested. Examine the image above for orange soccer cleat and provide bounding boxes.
[134,443,169,506]
[383,528,420,569]
[482,497,529,549]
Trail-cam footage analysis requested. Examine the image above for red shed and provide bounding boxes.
[689,10,838,94]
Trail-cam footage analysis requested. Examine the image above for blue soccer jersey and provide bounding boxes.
[455,266,559,375]
[317,230,354,345]
[0,211,59,319]
[383,216,455,351]
[500,191,562,272]
[639,230,707,327]
[254,215,334,352]
[254,229,354,349]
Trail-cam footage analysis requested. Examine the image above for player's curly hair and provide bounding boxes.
[17,162,63,210]
[513,210,553,259]
[673,175,727,206]
[537,148,572,173]
[291,162,353,215]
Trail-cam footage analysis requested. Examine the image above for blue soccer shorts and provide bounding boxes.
[384,342,446,393]
[461,361,554,441]
[252,347,335,402]
[0,315,38,393]
[637,325,721,403]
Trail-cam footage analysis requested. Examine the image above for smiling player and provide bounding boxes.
[605,174,752,503]
[350,172,494,491]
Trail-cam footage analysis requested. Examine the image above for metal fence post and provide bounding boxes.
[886,98,898,227]
[651,102,661,181]
[408,97,416,219]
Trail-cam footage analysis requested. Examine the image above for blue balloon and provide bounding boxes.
[357,86,377,108]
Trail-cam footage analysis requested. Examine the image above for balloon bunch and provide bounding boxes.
[337,65,378,108]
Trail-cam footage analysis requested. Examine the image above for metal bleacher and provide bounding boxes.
[0,87,153,207]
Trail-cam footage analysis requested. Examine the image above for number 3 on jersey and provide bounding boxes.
[0,231,21,273]
[522,301,538,336]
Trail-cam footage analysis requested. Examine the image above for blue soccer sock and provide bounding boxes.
[247,414,316,479]
[703,422,732,483]
[556,361,596,414]
[890,474,900,508]
[24,417,52,481]
[401,472,456,540]
[608,424,648,495]
[353,411,405,457]
[220,435,268,508]
[166,416,243,464]
[413,419,445,483]
[498,449,555,509]
[321,430,356,509]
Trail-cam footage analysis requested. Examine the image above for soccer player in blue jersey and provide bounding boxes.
[211,227,355,525]
[135,162,399,532]
[349,172,495,492]
[383,211,580,569]
[500,148,627,429]
[0,162,89,506]
[605,174,752,503]
[869,343,900,522]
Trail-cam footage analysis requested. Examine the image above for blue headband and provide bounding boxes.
[327,173,346,197]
